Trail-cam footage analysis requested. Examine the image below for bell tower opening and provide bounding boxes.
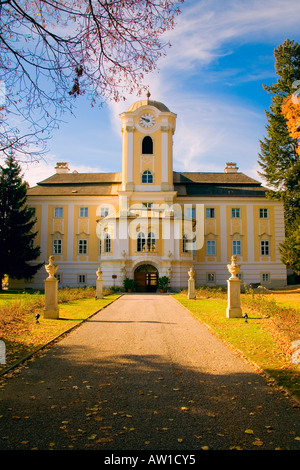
[142,136,153,154]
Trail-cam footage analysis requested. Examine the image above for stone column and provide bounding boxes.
[96,266,103,299]
[188,266,196,300]
[0,340,6,365]
[226,255,242,318]
[44,256,59,319]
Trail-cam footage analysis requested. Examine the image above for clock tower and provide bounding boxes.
[119,94,177,193]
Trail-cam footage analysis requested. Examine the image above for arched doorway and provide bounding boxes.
[134,264,158,292]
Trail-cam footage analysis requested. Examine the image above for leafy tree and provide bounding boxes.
[0,0,183,159]
[258,39,300,275]
[0,153,43,290]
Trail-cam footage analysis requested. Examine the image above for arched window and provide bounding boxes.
[147,232,156,252]
[142,136,153,154]
[104,233,111,253]
[137,232,146,252]
[142,170,153,184]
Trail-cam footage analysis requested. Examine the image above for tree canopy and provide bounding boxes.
[0,0,183,159]
[0,154,43,289]
[258,39,300,276]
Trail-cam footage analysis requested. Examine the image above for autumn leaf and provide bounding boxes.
[253,439,264,447]
[244,429,254,434]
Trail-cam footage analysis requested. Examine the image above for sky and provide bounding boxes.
[10,0,300,187]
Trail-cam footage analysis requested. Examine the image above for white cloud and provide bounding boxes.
[163,0,300,71]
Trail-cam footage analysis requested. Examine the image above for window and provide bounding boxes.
[100,207,109,217]
[104,233,111,253]
[206,208,215,218]
[142,202,153,209]
[260,240,269,256]
[142,170,153,184]
[231,208,240,218]
[54,207,63,218]
[80,207,88,217]
[78,239,87,254]
[232,240,241,256]
[182,234,189,253]
[147,232,156,252]
[262,273,270,283]
[142,136,153,154]
[206,240,216,256]
[53,239,62,254]
[78,274,86,284]
[207,273,215,283]
[260,208,268,218]
[137,232,146,252]
[99,239,102,256]
[186,207,195,218]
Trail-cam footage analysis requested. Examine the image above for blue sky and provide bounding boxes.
[18,0,300,187]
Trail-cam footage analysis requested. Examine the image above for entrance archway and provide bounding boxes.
[134,264,158,292]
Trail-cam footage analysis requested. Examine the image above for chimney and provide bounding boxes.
[224,162,238,173]
[55,162,70,174]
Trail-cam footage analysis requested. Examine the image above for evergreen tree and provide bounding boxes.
[258,39,300,222]
[258,39,300,276]
[0,154,43,289]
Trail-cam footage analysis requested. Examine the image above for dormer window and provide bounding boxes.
[142,136,153,154]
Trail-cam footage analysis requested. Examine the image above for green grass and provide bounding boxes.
[173,291,300,400]
[0,289,120,375]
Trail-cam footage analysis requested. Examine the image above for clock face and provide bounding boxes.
[139,113,156,128]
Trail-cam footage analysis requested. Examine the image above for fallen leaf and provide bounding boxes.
[253,440,264,447]
[244,429,254,434]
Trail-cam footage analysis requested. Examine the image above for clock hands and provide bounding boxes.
[141,117,150,122]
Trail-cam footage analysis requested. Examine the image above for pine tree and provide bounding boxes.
[0,154,43,289]
[258,39,300,277]
[258,39,300,226]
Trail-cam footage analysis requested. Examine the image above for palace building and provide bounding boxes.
[13,97,287,291]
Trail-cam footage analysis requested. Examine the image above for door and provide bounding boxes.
[134,264,158,292]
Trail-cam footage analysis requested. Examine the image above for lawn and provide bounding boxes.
[173,286,300,401]
[0,288,120,375]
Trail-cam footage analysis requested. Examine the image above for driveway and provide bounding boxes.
[0,294,299,451]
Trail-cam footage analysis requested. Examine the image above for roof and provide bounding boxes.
[173,171,267,197]
[27,170,267,198]
[28,172,122,197]
[126,99,170,113]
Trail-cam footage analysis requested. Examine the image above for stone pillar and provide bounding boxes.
[226,255,242,318]
[188,266,196,300]
[44,256,59,319]
[0,340,6,365]
[96,266,103,299]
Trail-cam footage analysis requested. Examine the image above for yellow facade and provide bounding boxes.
[12,97,286,291]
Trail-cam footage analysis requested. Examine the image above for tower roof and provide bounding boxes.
[126,99,170,113]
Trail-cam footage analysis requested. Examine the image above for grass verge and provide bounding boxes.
[173,287,300,401]
[0,288,120,375]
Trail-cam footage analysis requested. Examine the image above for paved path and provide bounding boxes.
[0,294,299,451]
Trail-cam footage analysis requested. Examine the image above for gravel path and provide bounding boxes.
[0,294,299,451]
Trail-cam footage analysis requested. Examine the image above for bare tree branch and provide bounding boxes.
[0,0,183,159]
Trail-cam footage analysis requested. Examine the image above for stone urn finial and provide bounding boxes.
[227,255,240,279]
[45,256,58,279]
[96,267,103,280]
[188,266,195,280]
